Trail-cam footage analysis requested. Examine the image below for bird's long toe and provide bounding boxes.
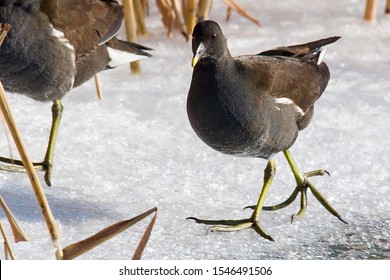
[187,216,274,241]
[0,157,53,186]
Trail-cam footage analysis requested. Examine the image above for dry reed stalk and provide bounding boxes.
[62,207,158,260]
[0,196,29,243]
[0,82,63,259]
[142,0,149,16]
[0,23,11,45]
[167,3,176,37]
[197,0,212,21]
[185,0,197,37]
[156,0,173,29]
[0,23,63,259]
[226,6,232,21]
[222,0,260,26]
[0,221,15,259]
[170,0,188,39]
[386,0,390,13]
[0,109,15,165]
[94,74,104,100]
[132,208,158,259]
[134,0,148,36]
[181,0,186,15]
[122,0,142,73]
[226,7,233,21]
[364,0,377,21]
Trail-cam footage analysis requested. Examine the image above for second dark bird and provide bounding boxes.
[0,0,152,185]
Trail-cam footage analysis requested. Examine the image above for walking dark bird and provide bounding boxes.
[186,20,346,241]
[0,0,152,185]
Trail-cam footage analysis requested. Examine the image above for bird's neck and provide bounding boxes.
[197,53,236,86]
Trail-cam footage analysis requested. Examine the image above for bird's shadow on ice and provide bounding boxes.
[0,182,124,224]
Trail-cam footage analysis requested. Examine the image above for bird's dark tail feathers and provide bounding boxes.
[258,36,341,64]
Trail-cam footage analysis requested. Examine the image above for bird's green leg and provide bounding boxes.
[0,100,63,186]
[41,99,63,186]
[256,149,347,224]
[187,159,276,241]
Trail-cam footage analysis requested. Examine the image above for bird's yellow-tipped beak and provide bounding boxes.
[192,42,206,67]
[191,56,199,68]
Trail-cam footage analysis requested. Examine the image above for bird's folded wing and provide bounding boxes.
[235,55,322,113]
[40,0,123,60]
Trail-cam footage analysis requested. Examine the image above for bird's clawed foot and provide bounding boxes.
[187,151,347,241]
[0,157,53,186]
[298,174,347,224]
[187,159,276,241]
[0,100,62,187]
[245,152,347,224]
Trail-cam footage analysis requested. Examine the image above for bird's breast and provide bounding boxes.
[187,65,277,159]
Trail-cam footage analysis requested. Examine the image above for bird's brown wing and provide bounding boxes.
[235,37,340,112]
[235,55,322,113]
[39,0,123,60]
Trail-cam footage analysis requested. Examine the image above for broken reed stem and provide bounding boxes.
[0,195,29,243]
[62,207,158,260]
[131,208,158,260]
[94,74,103,100]
[0,23,11,45]
[122,0,142,73]
[0,109,15,163]
[0,25,10,45]
[156,0,172,29]
[181,0,186,14]
[222,0,260,26]
[133,0,148,36]
[364,0,377,21]
[185,0,197,37]
[4,241,9,259]
[157,0,259,38]
[142,0,149,16]
[226,6,232,21]
[0,221,15,260]
[170,0,188,40]
[197,0,212,21]
[156,0,175,37]
[0,81,63,259]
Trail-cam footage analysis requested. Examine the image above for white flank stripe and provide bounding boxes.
[317,46,327,65]
[50,26,76,88]
[274,97,304,116]
[274,97,294,105]
[107,47,148,67]
[50,27,74,51]
[294,105,305,116]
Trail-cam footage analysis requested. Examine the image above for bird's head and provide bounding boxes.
[191,20,228,67]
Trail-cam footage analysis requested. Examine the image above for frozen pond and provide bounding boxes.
[0,0,389,259]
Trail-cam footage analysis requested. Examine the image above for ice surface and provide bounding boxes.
[0,0,389,260]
